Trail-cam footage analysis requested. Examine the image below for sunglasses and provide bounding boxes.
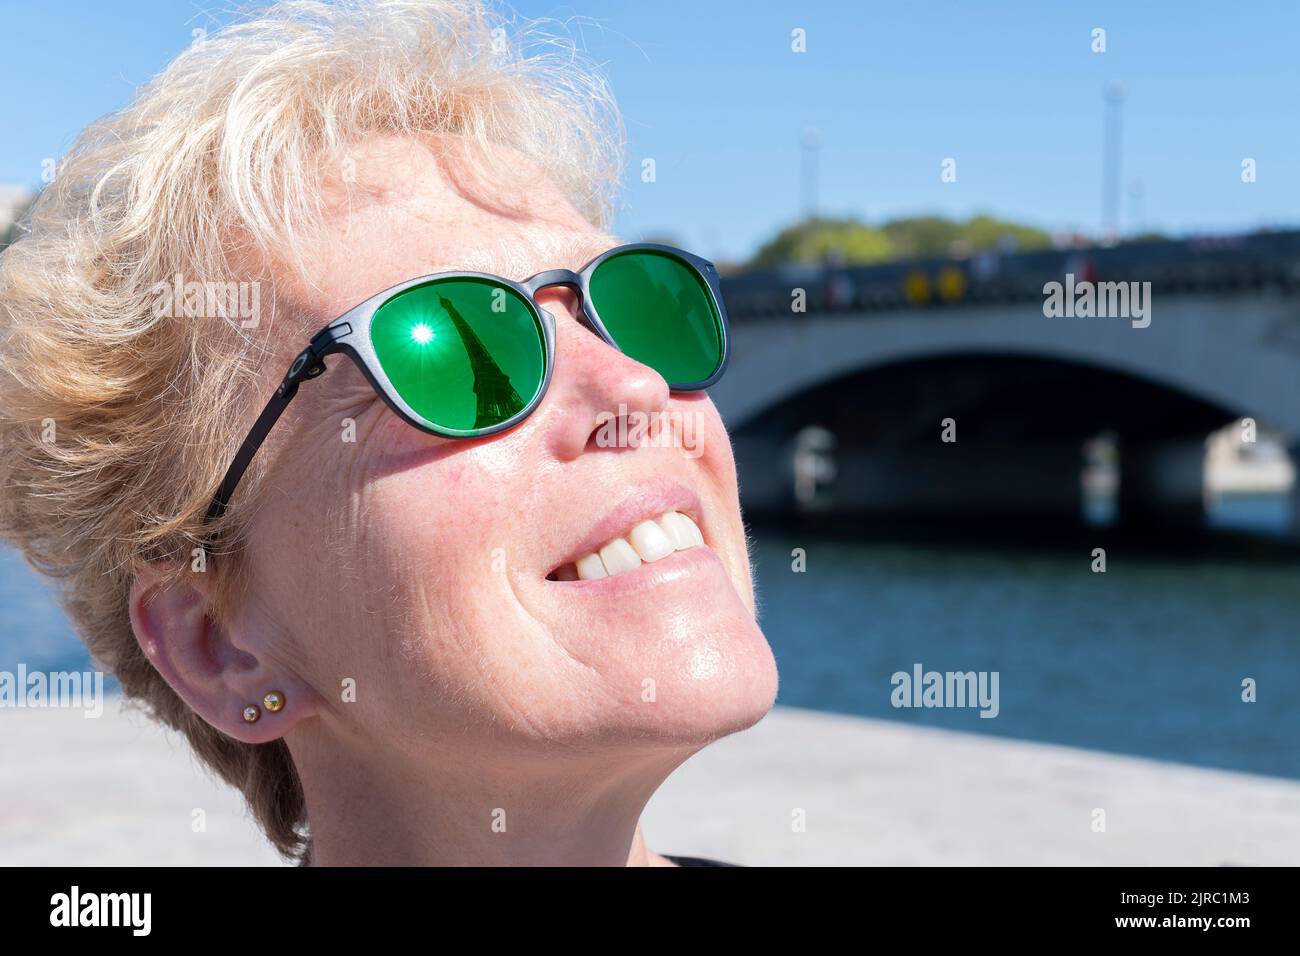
[205,243,730,524]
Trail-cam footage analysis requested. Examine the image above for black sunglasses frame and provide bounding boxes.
[204,242,730,525]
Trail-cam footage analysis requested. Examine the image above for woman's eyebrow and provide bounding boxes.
[565,234,620,270]
[418,233,620,283]
[586,238,620,264]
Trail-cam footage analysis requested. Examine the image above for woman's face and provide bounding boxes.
[232,136,778,768]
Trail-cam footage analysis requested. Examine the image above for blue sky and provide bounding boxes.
[2,0,1297,261]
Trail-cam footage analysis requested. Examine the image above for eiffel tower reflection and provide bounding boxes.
[437,295,525,428]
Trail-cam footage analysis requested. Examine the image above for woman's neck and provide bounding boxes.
[293,732,691,866]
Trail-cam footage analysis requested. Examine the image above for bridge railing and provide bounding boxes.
[721,230,1300,321]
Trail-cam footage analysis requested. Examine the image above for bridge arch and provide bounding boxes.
[711,294,1300,440]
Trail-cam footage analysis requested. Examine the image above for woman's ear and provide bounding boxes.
[127,564,318,743]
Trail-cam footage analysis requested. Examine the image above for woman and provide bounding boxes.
[0,0,778,865]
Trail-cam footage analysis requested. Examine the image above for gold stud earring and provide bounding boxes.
[242,705,261,723]
[263,691,285,714]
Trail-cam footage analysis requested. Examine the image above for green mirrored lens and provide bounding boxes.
[370,278,545,432]
[588,250,723,385]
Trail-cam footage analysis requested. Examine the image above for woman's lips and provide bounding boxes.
[547,543,724,596]
[549,510,705,581]
[543,478,706,582]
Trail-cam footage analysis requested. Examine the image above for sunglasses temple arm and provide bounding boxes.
[203,346,328,526]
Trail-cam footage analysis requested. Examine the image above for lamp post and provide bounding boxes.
[1102,82,1125,244]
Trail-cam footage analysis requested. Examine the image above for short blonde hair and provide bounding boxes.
[0,0,622,860]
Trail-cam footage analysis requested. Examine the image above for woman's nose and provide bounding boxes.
[531,285,671,462]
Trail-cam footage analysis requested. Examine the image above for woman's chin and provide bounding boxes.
[591,611,779,748]
[522,542,779,746]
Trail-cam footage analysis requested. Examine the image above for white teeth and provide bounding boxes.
[599,538,642,576]
[569,510,705,581]
[629,519,674,563]
[659,510,704,550]
[575,553,607,580]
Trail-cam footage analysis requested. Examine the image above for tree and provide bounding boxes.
[747,213,1053,270]
[885,214,1051,258]
[750,217,893,269]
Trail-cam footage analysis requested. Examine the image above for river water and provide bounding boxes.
[751,527,1298,780]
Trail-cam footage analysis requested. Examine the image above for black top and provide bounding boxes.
[663,854,740,867]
